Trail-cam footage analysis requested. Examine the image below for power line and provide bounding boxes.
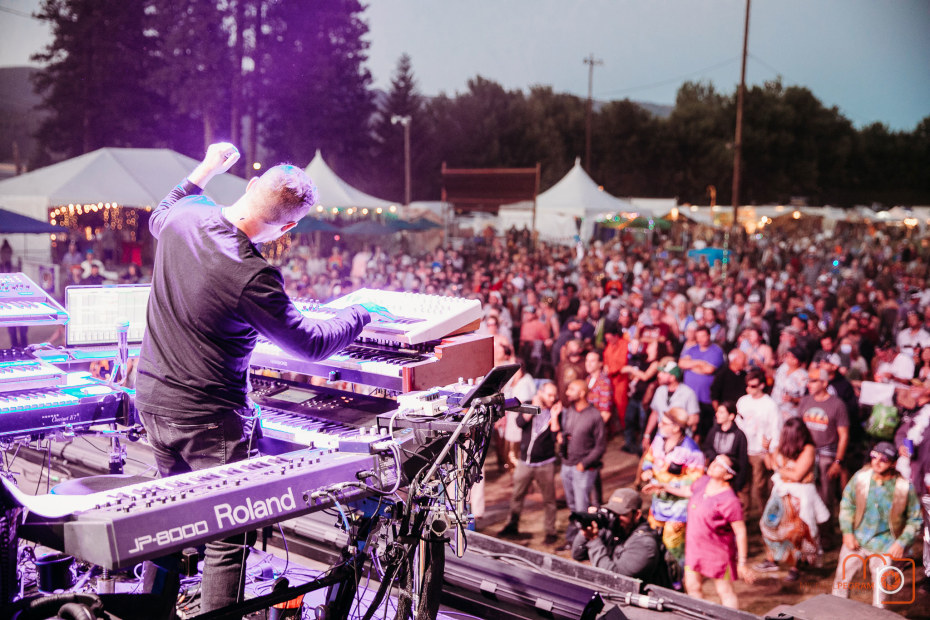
[748,53,785,80]
[595,55,741,98]
[0,5,34,19]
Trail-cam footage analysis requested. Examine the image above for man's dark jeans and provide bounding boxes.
[139,408,258,614]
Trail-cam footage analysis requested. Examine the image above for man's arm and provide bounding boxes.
[150,143,240,238]
[829,425,849,479]
[240,269,370,361]
[587,529,658,578]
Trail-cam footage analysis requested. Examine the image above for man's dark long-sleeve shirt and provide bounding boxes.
[136,180,369,418]
[561,404,606,469]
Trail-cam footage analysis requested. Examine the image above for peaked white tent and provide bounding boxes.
[305,150,395,210]
[500,158,635,243]
[0,147,248,262]
[0,148,248,220]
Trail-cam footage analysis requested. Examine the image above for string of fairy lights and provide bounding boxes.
[48,202,153,247]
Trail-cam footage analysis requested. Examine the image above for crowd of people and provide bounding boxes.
[272,222,929,612]
[43,214,930,611]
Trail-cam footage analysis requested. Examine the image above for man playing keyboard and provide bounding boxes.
[135,142,391,613]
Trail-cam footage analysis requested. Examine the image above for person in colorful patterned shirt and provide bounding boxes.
[640,407,705,569]
[831,441,923,608]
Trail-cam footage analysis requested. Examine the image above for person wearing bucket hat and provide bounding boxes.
[832,441,923,608]
[641,359,699,453]
[570,488,663,583]
[640,407,706,571]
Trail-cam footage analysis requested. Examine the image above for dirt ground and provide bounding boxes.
[475,432,930,618]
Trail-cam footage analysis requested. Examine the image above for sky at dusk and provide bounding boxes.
[2,0,928,131]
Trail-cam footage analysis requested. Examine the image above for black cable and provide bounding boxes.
[415,537,445,620]
[32,440,49,495]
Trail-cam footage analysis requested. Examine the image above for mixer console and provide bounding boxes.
[12,447,391,568]
[0,273,69,325]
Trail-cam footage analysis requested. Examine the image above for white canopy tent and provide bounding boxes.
[0,148,248,219]
[500,157,636,244]
[0,147,248,262]
[305,151,396,211]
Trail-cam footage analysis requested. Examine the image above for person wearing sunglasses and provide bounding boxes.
[647,453,752,608]
[831,441,923,608]
[735,367,781,517]
[798,365,849,548]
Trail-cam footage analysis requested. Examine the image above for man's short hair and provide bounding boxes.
[253,164,318,225]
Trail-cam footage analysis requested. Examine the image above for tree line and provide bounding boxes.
[28,0,930,208]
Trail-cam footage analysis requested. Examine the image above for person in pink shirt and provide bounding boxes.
[654,453,752,608]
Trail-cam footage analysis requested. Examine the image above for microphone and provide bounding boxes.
[115,320,129,385]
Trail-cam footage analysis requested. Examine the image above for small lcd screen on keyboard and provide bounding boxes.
[271,389,319,404]
[65,284,151,347]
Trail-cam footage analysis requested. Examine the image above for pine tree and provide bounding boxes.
[369,54,424,202]
[258,0,374,177]
[31,0,164,158]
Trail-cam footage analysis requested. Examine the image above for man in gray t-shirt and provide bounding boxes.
[798,366,849,523]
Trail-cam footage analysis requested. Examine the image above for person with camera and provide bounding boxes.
[570,488,662,583]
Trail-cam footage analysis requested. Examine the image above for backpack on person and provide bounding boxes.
[647,527,683,591]
[865,402,899,440]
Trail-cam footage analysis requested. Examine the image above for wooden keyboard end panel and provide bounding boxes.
[402,334,493,392]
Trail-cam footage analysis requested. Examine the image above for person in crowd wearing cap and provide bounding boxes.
[677,325,725,442]
[798,365,849,543]
[555,379,607,551]
[831,441,923,608]
[701,401,749,494]
[603,322,631,435]
[757,418,830,581]
[571,488,663,583]
[771,346,809,422]
[652,453,750,608]
[735,367,782,516]
[641,359,699,453]
[499,381,560,545]
[710,348,748,412]
[640,407,705,569]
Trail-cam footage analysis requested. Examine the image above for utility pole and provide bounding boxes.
[391,115,412,205]
[732,0,751,228]
[583,53,602,173]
